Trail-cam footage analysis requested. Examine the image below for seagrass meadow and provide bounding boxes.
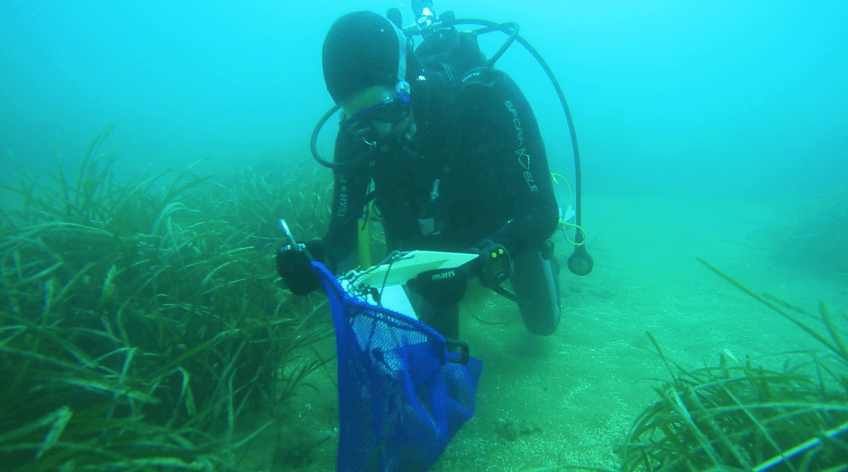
[0,126,338,470]
[2,128,847,472]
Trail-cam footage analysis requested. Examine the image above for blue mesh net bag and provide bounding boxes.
[311,262,483,472]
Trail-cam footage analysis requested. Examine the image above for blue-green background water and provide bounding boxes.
[2,2,848,470]
[2,1,846,200]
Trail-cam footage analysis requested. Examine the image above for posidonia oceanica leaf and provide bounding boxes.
[0,406,72,459]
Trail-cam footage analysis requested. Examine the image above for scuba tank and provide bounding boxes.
[408,8,486,80]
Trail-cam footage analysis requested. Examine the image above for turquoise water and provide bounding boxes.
[2,1,845,200]
[2,1,846,470]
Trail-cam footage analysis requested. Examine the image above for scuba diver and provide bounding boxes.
[278,6,581,339]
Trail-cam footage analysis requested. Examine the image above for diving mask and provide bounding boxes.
[340,91,412,144]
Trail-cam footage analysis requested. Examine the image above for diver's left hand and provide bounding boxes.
[467,239,511,288]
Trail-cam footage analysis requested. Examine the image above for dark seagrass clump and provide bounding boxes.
[617,259,848,472]
[0,125,335,470]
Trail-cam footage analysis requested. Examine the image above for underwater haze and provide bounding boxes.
[3,2,848,470]
[2,0,846,199]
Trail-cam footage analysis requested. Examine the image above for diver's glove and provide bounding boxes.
[467,239,511,288]
[276,239,324,296]
[407,267,469,305]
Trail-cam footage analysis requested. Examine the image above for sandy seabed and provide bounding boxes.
[248,194,848,472]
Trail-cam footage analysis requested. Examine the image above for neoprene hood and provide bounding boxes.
[322,11,419,103]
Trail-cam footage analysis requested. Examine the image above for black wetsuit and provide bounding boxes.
[322,67,559,270]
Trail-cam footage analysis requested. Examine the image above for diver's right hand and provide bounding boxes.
[276,239,324,296]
